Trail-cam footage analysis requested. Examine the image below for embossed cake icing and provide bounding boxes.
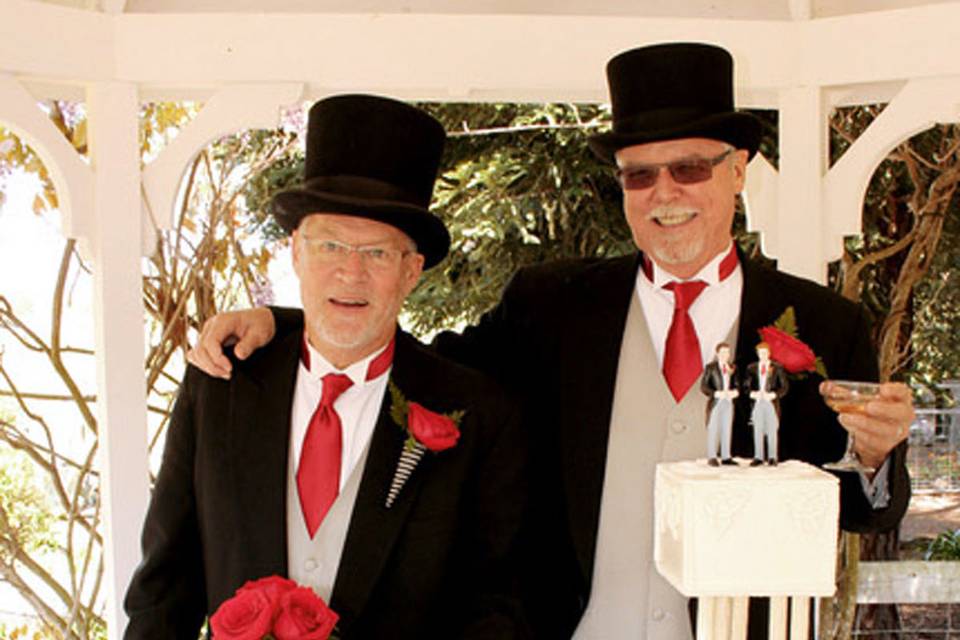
[654,459,839,597]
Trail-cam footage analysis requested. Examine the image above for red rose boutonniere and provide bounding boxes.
[211,576,339,640]
[758,306,828,378]
[385,380,464,508]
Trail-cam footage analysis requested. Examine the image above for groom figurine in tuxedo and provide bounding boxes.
[700,342,739,466]
[188,45,916,639]
[123,95,529,639]
[746,341,789,466]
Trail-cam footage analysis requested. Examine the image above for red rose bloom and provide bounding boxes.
[273,587,339,640]
[210,588,275,640]
[238,575,297,604]
[408,402,460,451]
[759,326,817,374]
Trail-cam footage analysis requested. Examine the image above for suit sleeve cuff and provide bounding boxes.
[859,457,892,509]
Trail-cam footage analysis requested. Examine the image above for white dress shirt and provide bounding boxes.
[290,339,391,491]
[635,243,742,370]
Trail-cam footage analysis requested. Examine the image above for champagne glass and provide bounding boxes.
[820,380,880,473]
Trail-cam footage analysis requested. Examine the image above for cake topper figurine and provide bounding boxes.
[747,341,789,466]
[700,342,739,467]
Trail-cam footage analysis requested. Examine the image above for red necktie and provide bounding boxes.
[297,337,395,537]
[662,280,708,401]
[297,372,352,537]
[644,245,739,402]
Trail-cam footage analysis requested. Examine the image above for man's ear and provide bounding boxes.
[402,252,426,296]
[732,149,749,192]
[291,230,302,275]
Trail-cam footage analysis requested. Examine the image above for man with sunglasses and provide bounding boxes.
[188,44,913,639]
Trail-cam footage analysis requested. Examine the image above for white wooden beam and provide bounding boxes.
[0,0,111,84]
[857,561,960,604]
[3,3,960,106]
[111,13,792,105]
[823,76,960,264]
[102,0,128,14]
[88,5,960,103]
[788,0,813,21]
[797,5,960,87]
[776,85,828,282]
[87,81,149,640]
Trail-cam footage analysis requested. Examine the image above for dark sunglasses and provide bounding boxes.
[616,148,734,190]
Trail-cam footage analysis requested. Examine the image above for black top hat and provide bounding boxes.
[271,94,450,268]
[588,43,761,163]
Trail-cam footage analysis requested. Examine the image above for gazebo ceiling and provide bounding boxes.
[28,0,960,19]
[8,0,960,107]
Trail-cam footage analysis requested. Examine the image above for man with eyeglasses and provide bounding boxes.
[124,94,530,639]
[188,45,914,639]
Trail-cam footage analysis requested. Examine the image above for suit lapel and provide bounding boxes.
[735,254,787,368]
[227,330,301,577]
[560,254,641,585]
[330,332,433,630]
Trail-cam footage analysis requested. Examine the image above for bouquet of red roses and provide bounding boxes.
[210,576,339,640]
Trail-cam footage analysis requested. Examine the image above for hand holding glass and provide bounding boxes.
[820,380,880,473]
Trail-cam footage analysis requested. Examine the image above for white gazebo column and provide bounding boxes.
[87,82,149,640]
[776,85,828,283]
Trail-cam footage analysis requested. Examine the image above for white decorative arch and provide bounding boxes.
[823,76,960,262]
[141,82,303,253]
[0,74,93,240]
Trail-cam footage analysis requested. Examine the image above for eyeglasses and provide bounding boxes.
[616,149,734,190]
[299,236,412,270]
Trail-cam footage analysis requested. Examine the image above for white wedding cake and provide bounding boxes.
[654,459,839,598]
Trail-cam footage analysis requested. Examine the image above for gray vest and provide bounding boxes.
[286,442,371,602]
[574,292,738,639]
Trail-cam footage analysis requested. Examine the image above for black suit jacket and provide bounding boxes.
[124,330,529,639]
[270,252,911,639]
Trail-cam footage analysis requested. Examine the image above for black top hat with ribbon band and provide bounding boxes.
[588,43,761,163]
[271,94,450,268]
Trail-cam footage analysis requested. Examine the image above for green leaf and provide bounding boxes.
[388,380,408,429]
[814,357,828,378]
[772,306,799,337]
[925,529,960,560]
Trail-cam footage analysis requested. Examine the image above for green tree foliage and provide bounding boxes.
[925,528,960,560]
[0,443,57,558]
[411,103,636,333]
